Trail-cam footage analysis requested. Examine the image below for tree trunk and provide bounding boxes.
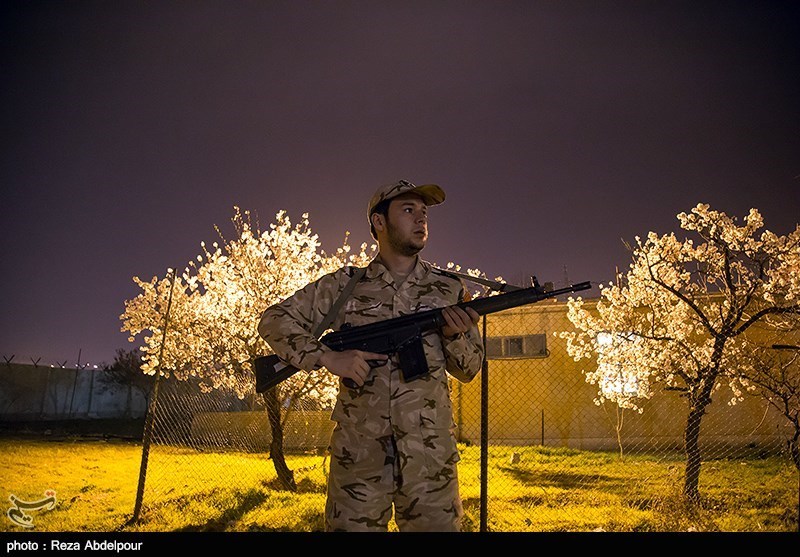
[683,372,717,503]
[789,428,800,530]
[262,387,297,491]
[790,429,800,471]
[683,401,704,503]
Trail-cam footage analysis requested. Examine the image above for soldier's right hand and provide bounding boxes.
[317,350,389,387]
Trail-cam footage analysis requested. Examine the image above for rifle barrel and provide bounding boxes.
[460,281,592,316]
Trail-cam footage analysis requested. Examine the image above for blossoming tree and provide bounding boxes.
[560,203,800,502]
[747,342,800,478]
[121,207,375,489]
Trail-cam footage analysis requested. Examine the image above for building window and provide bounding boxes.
[486,334,548,359]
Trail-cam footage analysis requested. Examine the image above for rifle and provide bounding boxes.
[253,278,592,392]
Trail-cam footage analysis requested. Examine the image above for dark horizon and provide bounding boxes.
[2,1,798,368]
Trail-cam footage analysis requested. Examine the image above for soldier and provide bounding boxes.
[258,179,484,531]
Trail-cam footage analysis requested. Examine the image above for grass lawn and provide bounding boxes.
[1,436,796,532]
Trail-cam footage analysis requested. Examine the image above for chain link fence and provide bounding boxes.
[131,298,798,532]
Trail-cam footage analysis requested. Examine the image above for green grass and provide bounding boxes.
[1,437,796,532]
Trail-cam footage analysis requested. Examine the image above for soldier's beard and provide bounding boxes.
[385,220,426,257]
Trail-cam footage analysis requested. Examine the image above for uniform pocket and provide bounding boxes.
[417,402,461,474]
[415,426,461,480]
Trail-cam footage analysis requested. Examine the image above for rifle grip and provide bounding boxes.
[342,358,385,389]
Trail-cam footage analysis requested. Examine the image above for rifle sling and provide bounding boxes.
[313,266,366,337]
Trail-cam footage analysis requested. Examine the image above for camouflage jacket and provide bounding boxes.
[257,256,484,435]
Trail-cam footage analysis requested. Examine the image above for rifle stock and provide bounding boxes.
[253,280,592,392]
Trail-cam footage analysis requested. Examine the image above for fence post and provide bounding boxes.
[479,315,488,532]
[130,268,177,524]
[541,409,545,446]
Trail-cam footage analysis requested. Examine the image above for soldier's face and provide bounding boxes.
[382,193,429,256]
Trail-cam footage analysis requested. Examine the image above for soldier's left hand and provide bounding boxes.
[441,306,480,339]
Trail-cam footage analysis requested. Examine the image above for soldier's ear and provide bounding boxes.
[371,212,386,234]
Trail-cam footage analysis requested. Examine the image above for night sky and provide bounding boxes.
[2,1,798,368]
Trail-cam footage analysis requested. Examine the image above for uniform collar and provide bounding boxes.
[367,255,431,286]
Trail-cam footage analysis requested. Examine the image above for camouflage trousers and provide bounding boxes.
[324,422,464,532]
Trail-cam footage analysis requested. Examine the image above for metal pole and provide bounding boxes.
[541,409,545,446]
[479,315,488,532]
[130,268,177,524]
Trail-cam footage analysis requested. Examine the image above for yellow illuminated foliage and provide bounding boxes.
[560,203,800,412]
[120,207,376,404]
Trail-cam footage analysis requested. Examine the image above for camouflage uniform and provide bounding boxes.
[258,256,484,531]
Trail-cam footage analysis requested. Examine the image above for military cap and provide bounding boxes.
[367,179,446,224]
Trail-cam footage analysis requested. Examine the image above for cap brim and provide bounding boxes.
[412,184,446,206]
